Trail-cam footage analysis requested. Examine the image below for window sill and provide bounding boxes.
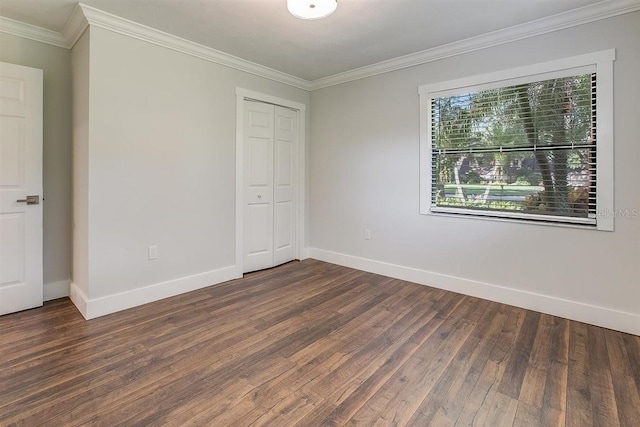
[421,208,610,231]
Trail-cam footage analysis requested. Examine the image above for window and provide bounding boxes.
[419,50,615,230]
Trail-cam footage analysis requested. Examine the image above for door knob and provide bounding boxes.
[16,195,39,205]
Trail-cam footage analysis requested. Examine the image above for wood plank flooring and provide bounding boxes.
[1,259,639,426]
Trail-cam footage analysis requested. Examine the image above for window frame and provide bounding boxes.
[418,49,615,231]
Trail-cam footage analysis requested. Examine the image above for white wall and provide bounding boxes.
[71,26,309,315]
[309,12,640,334]
[0,32,72,299]
[71,29,90,298]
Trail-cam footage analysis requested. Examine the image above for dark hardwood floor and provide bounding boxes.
[1,259,639,426]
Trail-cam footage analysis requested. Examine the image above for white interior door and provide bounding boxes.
[0,62,43,315]
[243,101,275,272]
[273,106,297,266]
[243,101,297,273]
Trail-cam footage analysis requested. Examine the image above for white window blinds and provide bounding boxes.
[428,73,597,226]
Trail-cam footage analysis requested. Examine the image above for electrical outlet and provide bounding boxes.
[364,229,371,240]
[148,245,158,260]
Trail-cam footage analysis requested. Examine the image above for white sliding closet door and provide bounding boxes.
[243,101,297,273]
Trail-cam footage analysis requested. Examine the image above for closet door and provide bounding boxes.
[243,101,275,272]
[242,101,298,273]
[273,106,297,266]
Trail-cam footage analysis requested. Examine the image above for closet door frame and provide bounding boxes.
[235,88,307,276]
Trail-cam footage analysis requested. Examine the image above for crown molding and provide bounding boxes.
[67,4,312,90]
[310,0,640,90]
[62,3,88,48]
[0,15,68,48]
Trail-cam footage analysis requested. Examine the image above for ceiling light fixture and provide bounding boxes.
[287,0,337,20]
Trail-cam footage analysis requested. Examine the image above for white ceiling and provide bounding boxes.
[0,0,617,81]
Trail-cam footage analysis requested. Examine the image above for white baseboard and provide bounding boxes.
[69,282,89,317]
[69,265,240,320]
[309,248,640,336]
[44,279,70,301]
